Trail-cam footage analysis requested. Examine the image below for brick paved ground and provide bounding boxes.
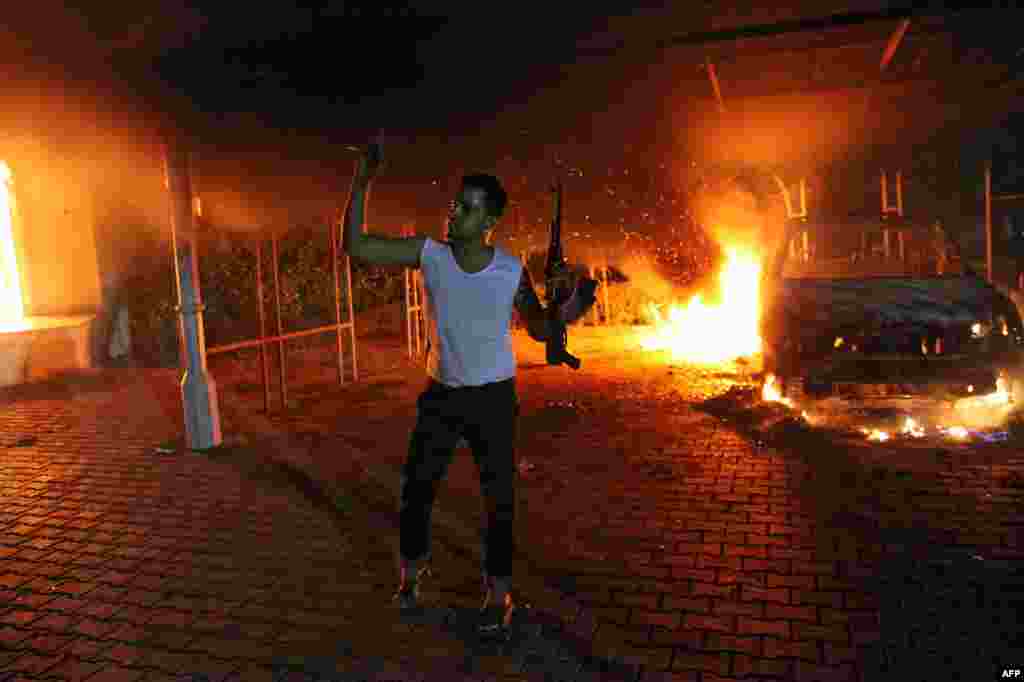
[2,326,1022,680]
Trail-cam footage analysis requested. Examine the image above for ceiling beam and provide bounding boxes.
[705,59,727,113]
[578,6,930,58]
[880,19,912,71]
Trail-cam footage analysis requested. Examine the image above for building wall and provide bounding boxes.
[1,64,167,366]
[8,150,102,317]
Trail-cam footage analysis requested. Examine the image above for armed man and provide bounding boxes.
[342,143,597,636]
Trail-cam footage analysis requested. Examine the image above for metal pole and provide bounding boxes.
[403,224,415,357]
[880,19,911,71]
[881,171,888,213]
[255,239,271,413]
[599,265,609,325]
[414,272,423,356]
[163,135,221,450]
[896,171,904,216]
[706,59,727,113]
[345,252,358,382]
[404,268,413,357]
[271,234,286,408]
[986,161,993,284]
[588,265,598,326]
[331,217,345,385]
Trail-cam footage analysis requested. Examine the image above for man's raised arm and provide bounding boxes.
[343,143,425,268]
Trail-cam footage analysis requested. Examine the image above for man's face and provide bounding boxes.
[446,186,494,242]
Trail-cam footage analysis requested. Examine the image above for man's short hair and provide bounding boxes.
[462,174,507,219]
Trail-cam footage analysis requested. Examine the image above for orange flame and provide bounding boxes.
[0,161,27,332]
[901,417,926,438]
[862,428,890,442]
[639,247,762,363]
[954,376,1011,411]
[761,374,794,407]
[943,425,969,440]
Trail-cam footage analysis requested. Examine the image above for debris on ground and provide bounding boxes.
[153,441,178,455]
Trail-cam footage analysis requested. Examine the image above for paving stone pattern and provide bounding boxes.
[1,329,1022,681]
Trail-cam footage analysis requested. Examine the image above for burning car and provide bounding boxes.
[760,215,1024,405]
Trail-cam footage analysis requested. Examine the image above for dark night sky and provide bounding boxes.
[129,3,1021,136]
[4,2,1023,255]
[9,2,1023,146]
[131,2,652,139]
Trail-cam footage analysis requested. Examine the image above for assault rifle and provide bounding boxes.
[544,180,582,369]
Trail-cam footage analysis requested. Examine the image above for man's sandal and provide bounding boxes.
[392,564,432,611]
[478,592,515,637]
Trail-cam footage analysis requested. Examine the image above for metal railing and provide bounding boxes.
[402,225,426,359]
[205,217,359,412]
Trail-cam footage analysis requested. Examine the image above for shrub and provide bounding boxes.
[120,229,715,365]
[119,227,405,365]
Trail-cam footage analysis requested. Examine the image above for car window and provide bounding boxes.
[779,220,964,279]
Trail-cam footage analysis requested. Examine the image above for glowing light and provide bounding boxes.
[943,426,969,440]
[834,337,844,348]
[639,247,761,363]
[761,373,794,407]
[971,322,983,338]
[901,417,926,438]
[954,376,1011,411]
[0,161,27,332]
[863,429,890,442]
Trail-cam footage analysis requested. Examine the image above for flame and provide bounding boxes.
[761,373,794,407]
[954,376,1011,411]
[863,428,890,442]
[0,161,27,333]
[639,247,761,363]
[943,425,969,440]
[901,417,926,438]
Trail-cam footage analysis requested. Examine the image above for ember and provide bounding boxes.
[638,247,761,363]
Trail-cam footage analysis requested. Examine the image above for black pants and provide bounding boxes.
[400,377,519,580]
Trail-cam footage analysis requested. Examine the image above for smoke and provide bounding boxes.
[613,250,679,302]
[691,184,767,254]
[0,62,405,312]
[0,64,169,314]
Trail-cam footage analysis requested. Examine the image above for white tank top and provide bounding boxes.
[419,237,522,387]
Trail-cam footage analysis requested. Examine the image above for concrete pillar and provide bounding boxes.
[163,136,222,450]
